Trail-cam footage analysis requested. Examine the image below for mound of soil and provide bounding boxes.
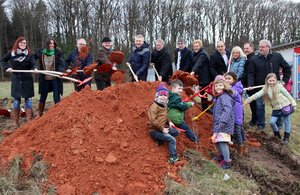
[0,81,214,194]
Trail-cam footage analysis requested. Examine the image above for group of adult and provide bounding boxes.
[1,36,115,127]
[134,37,291,130]
[1,35,292,131]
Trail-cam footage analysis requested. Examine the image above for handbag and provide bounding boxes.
[281,105,294,116]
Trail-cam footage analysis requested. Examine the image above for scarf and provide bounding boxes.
[11,49,28,62]
[43,48,55,56]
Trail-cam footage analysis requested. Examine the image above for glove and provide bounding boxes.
[66,69,72,73]
[189,102,195,106]
[6,68,13,72]
[293,106,296,112]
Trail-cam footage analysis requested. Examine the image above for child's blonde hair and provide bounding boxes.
[263,73,278,102]
[213,79,234,96]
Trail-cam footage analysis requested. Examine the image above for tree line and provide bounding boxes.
[0,0,299,80]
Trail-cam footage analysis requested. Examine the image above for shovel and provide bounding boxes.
[192,103,214,121]
[243,85,264,91]
[9,70,92,86]
[126,62,139,82]
[170,125,186,132]
[150,63,162,81]
[183,82,212,102]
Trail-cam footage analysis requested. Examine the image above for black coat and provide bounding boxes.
[151,47,173,82]
[174,47,193,72]
[240,52,255,87]
[1,51,36,98]
[35,49,65,96]
[191,48,212,86]
[247,52,291,86]
[209,50,231,79]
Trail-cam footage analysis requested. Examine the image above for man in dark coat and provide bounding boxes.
[128,35,150,81]
[174,38,193,72]
[151,39,172,82]
[242,42,257,126]
[209,41,231,79]
[94,37,113,90]
[190,39,212,110]
[247,39,291,130]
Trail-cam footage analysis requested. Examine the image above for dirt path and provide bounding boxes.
[233,131,300,194]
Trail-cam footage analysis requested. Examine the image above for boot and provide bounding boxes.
[38,102,45,117]
[282,132,290,144]
[274,131,281,139]
[12,109,20,128]
[25,108,33,121]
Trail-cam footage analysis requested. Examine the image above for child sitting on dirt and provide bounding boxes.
[167,79,198,143]
[211,77,235,169]
[244,73,297,144]
[224,72,247,154]
[148,83,180,164]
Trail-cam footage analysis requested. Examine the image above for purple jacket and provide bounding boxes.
[212,93,235,135]
[232,81,244,125]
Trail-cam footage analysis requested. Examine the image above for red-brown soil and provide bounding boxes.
[0,81,214,194]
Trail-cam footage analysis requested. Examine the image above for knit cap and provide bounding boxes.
[214,75,225,81]
[156,83,169,96]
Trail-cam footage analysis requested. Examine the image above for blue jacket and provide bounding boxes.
[128,43,150,78]
[229,57,246,80]
[231,81,243,125]
[212,93,235,135]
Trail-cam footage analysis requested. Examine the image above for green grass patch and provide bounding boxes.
[164,149,259,194]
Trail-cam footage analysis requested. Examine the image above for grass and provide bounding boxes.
[0,81,97,101]
[164,150,259,194]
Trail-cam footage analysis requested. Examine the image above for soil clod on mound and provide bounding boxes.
[170,70,198,87]
[0,81,214,194]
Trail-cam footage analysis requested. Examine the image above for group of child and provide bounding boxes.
[148,72,297,169]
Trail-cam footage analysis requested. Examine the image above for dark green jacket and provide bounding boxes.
[167,92,192,125]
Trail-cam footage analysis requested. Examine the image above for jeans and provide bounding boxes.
[255,96,265,127]
[39,80,61,104]
[270,115,291,133]
[149,127,179,158]
[232,124,245,145]
[13,98,32,109]
[178,121,198,142]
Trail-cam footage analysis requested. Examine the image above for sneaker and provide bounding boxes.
[212,155,224,163]
[168,157,179,164]
[221,161,232,169]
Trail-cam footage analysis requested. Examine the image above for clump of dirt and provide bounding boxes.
[170,70,198,87]
[111,70,125,84]
[0,81,214,194]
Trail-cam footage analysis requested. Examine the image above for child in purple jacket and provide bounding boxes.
[211,77,235,169]
[224,72,246,152]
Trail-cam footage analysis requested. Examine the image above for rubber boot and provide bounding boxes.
[282,132,290,144]
[12,109,20,128]
[25,108,33,121]
[38,102,45,117]
[274,131,281,139]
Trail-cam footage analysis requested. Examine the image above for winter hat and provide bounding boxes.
[102,37,112,43]
[156,83,169,96]
[214,75,225,82]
